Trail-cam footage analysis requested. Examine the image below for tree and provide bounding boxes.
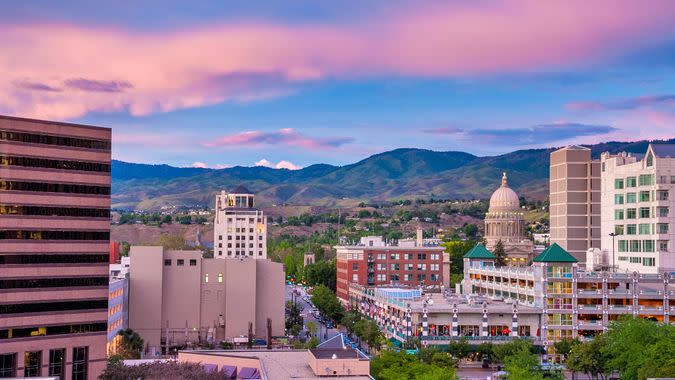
[504,346,544,380]
[493,239,507,267]
[119,241,131,257]
[354,319,384,353]
[553,338,579,362]
[155,233,190,250]
[463,223,478,238]
[303,260,337,292]
[566,336,610,380]
[285,300,303,332]
[117,328,144,359]
[100,361,224,380]
[341,309,363,335]
[310,284,344,323]
[447,337,470,359]
[162,215,172,224]
[283,254,297,278]
[371,350,456,380]
[492,339,535,363]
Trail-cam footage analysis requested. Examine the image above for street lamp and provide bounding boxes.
[609,232,616,272]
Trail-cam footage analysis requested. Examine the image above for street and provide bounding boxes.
[285,284,339,342]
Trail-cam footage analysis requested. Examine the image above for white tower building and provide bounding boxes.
[213,186,267,259]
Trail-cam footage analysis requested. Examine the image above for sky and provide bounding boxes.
[1,0,674,169]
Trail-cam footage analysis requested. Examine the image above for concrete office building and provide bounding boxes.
[0,115,110,379]
[335,235,449,302]
[549,146,601,263]
[213,186,267,259]
[600,144,675,273]
[107,278,129,356]
[128,246,284,356]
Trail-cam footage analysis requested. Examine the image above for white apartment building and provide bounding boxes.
[600,144,675,274]
[213,186,267,259]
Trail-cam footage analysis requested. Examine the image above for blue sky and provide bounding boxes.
[1,0,674,169]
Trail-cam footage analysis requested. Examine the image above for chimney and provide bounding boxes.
[416,228,423,247]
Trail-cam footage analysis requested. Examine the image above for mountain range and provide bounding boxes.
[111,139,674,210]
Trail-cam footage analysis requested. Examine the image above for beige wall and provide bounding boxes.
[224,259,257,337]
[178,351,261,371]
[129,246,164,352]
[308,354,370,377]
[162,250,202,337]
[255,260,285,337]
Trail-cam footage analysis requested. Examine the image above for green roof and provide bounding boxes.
[533,243,578,263]
[464,243,497,259]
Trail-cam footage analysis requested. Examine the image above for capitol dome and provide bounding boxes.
[488,172,520,213]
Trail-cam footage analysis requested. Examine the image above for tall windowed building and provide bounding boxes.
[550,146,601,262]
[213,186,267,259]
[600,144,675,273]
[0,115,111,379]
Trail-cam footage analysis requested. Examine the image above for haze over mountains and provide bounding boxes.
[112,139,674,210]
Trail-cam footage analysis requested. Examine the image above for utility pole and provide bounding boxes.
[609,232,616,272]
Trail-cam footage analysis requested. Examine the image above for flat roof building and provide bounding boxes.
[213,186,267,259]
[128,246,284,356]
[0,115,111,379]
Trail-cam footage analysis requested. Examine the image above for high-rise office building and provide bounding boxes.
[549,146,601,262]
[0,115,111,379]
[213,186,267,259]
[600,144,675,274]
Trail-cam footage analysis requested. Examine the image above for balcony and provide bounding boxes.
[577,289,602,297]
[607,305,633,313]
[577,304,602,313]
[577,320,604,329]
[638,305,664,314]
[421,335,536,343]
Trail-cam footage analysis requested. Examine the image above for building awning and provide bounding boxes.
[221,365,237,378]
[239,367,261,379]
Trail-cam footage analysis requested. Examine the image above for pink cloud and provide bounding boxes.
[254,159,301,170]
[567,95,675,111]
[1,0,674,119]
[205,128,353,149]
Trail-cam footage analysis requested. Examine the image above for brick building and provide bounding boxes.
[334,234,449,301]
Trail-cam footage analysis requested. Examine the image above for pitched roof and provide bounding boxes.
[463,243,496,259]
[651,144,675,158]
[231,185,252,194]
[533,243,578,263]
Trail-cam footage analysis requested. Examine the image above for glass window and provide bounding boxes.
[189,259,197,266]
[643,257,655,266]
[626,176,637,187]
[204,273,209,283]
[639,224,650,235]
[630,240,641,252]
[352,274,358,282]
[657,190,669,201]
[626,224,636,235]
[614,194,624,205]
[618,240,627,252]
[626,208,636,219]
[658,207,669,217]
[614,209,624,220]
[626,192,636,203]
[417,253,427,260]
[658,223,669,234]
[48,349,65,378]
[391,263,400,271]
[390,274,400,281]
[646,153,653,167]
[164,259,171,266]
[177,259,184,266]
[352,263,358,270]
[614,179,624,189]
[217,273,223,283]
[659,241,668,251]
[71,347,88,380]
[24,351,41,377]
[614,225,624,235]
[639,174,654,186]
[639,191,650,202]
[643,240,655,252]
[639,207,650,218]
[0,353,16,377]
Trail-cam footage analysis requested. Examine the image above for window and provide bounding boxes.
[352,263,358,271]
[639,174,654,186]
[639,224,650,235]
[0,129,110,150]
[639,191,650,202]
[431,254,440,260]
[258,251,263,256]
[630,240,641,252]
[614,209,624,220]
[646,152,654,167]
[189,259,197,266]
[417,263,427,271]
[0,353,16,377]
[404,253,412,260]
[626,176,637,187]
[417,274,426,281]
[217,273,223,283]
[0,155,110,173]
[404,274,412,281]
[626,208,636,219]
[377,263,385,271]
[614,225,624,235]
[71,347,88,380]
[164,259,171,266]
[602,162,605,172]
[352,274,358,282]
[430,263,439,271]
[177,259,184,266]
[0,205,110,218]
[404,263,413,271]
[377,254,386,260]
[614,194,624,205]
[0,230,109,240]
[377,274,386,281]
[618,240,627,252]
[204,274,209,283]
[630,256,642,263]
[430,274,439,281]
[659,241,668,251]
[657,190,669,201]
[643,257,656,266]
[390,253,400,260]
[658,207,669,217]
[391,263,400,271]
[639,207,650,218]
[626,192,636,203]
[657,223,669,234]
[643,240,655,252]
[417,253,427,260]
[48,349,65,378]
[614,179,624,189]
[390,274,400,281]
[24,351,41,377]
[626,224,636,235]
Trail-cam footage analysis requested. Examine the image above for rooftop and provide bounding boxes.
[230,185,253,194]
[463,243,496,260]
[532,243,578,263]
[651,143,675,158]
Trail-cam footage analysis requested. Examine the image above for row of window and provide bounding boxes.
[217,250,264,257]
[0,128,110,150]
[614,223,670,235]
[0,205,110,218]
[218,242,263,249]
[368,263,441,271]
[0,276,108,289]
[204,273,224,283]
[223,217,262,223]
[0,180,110,195]
[0,155,110,173]
[0,230,110,240]
[0,299,108,315]
[617,256,656,266]
[617,239,668,253]
[0,323,106,340]
[0,347,89,380]
[164,258,198,266]
[614,190,669,205]
[218,234,263,240]
[615,207,669,220]
[614,174,656,189]
[0,254,108,265]
[372,273,440,282]
[368,253,442,261]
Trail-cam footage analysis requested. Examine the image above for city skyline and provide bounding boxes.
[1,0,674,169]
